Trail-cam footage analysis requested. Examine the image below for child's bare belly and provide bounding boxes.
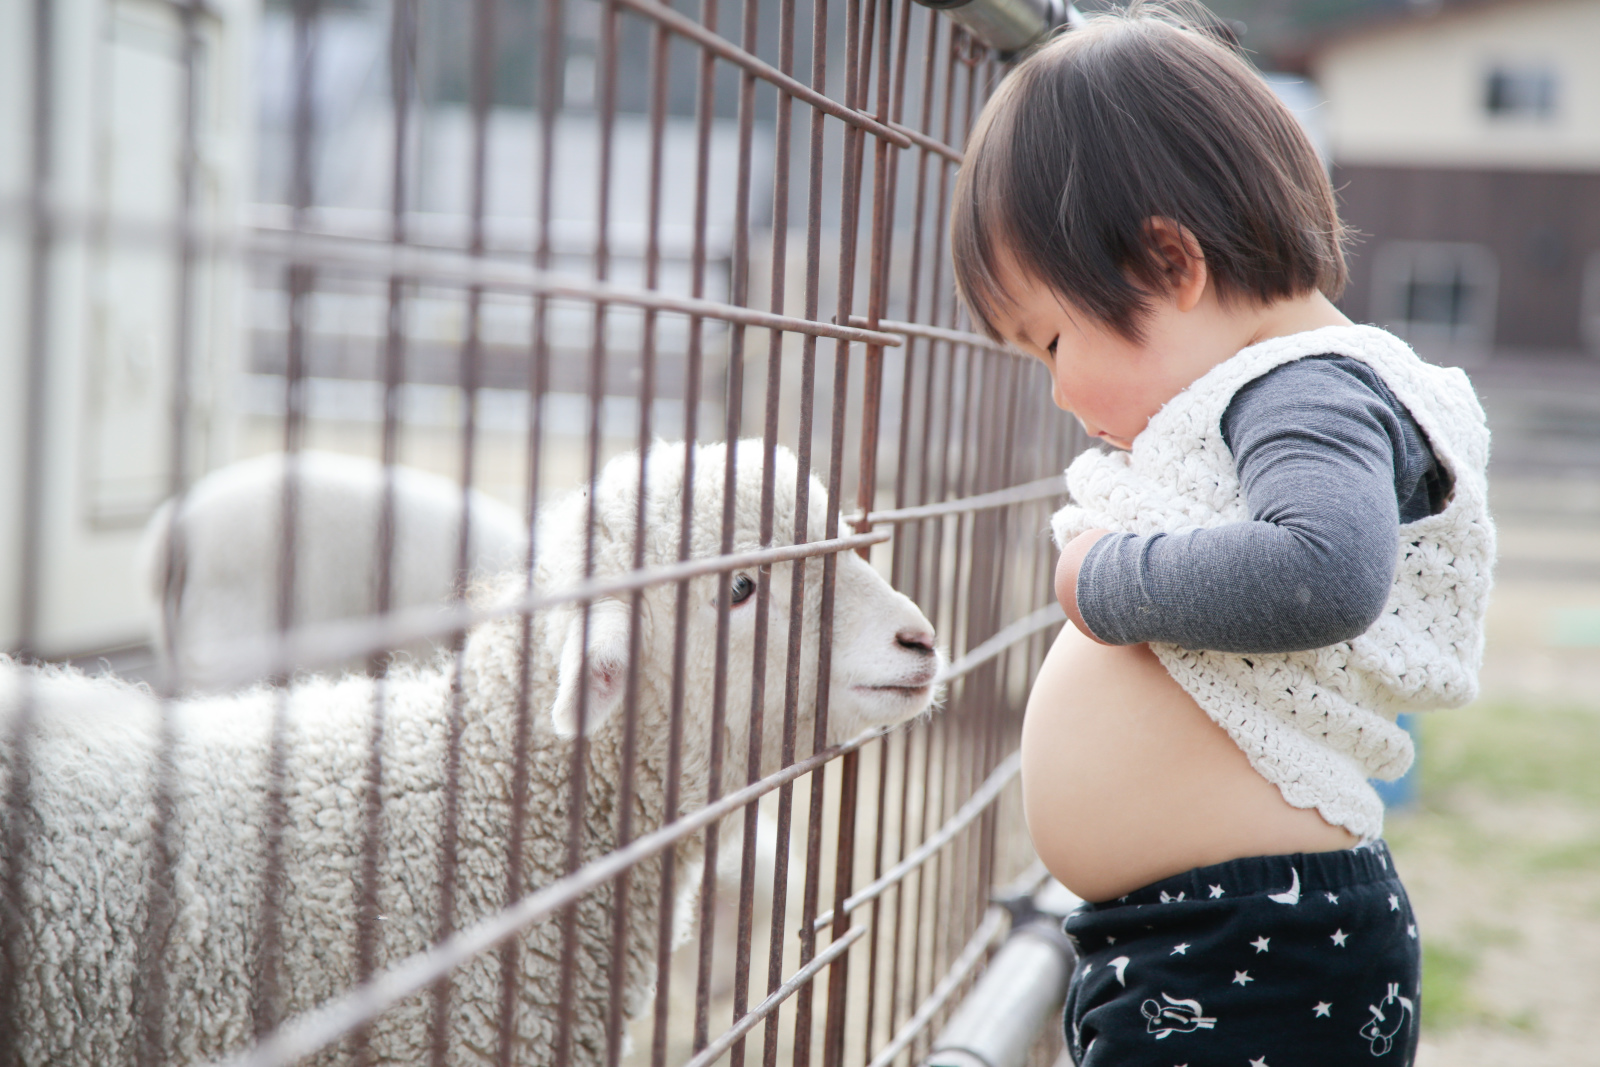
[1022,623,1359,903]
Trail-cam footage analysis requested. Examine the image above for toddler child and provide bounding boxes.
[949,8,1496,1066]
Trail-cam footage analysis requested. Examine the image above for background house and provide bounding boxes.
[1296,0,1600,366]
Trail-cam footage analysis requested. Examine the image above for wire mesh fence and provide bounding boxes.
[0,0,1086,1064]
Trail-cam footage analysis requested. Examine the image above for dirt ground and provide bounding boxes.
[1397,482,1600,1067]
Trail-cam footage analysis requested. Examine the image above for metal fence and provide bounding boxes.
[1,0,1084,1064]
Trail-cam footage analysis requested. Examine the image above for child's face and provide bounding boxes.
[989,263,1217,451]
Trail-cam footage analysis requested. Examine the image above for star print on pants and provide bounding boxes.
[1313,1001,1333,1018]
[1249,1057,1270,1067]
[1324,891,1339,904]
[1208,884,1225,898]
[1170,943,1191,955]
[1232,970,1254,986]
[1250,936,1270,953]
[1388,894,1400,911]
[1330,929,1349,947]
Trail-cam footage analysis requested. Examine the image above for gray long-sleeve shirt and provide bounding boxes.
[1076,354,1451,653]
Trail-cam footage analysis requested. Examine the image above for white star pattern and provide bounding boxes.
[1171,943,1191,956]
[1250,936,1271,953]
[1233,970,1254,986]
[1330,929,1349,947]
[1388,894,1401,911]
[1324,891,1339,904]
[1106,936,1116,944]
[1250,1057,1270,1067]
[1313,1001,1333,1018]
[1408,924,1417,939]
[1208,884,1225,898]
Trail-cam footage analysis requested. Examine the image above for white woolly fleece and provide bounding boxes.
[0,441,939,1067]
[1049,325,1496,841]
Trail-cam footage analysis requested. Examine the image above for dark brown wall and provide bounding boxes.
[1333,164,1600,353]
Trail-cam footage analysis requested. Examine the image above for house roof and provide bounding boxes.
[1262,0,1568,73]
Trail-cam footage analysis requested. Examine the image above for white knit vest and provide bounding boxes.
[1050,325,1496,840]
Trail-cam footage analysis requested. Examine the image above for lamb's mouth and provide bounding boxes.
[855,683,933,699]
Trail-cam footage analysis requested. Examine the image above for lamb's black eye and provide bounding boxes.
[729,573,757,605]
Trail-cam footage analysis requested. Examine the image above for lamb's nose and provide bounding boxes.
[896,628,935,655]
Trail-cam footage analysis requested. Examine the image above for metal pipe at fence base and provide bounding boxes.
[921,879,1083,1067]
[912,0,1082,57]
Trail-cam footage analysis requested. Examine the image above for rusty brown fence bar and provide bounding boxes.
[809,750,1022,932]
[0,0,1089,1065]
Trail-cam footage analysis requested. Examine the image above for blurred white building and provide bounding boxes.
[0,0,253,657]
[1291,0,1600,364]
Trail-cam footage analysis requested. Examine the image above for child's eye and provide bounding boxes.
[1046,336,1059,358]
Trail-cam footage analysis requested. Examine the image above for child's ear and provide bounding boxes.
[1143,216,1208,312]
[549,599,633,739]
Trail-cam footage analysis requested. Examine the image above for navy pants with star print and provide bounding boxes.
[1062,841,1420,1067]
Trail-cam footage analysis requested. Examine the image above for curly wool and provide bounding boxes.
[1050,325,1496,841]
[0,441,940,1067]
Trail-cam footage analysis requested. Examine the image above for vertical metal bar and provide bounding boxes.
[777,0,832,1054]
[886,21,943,1043]
[688,0,733,1043]
[495,0,562,1052]
[754,0,801,1062]
[605,14,668,1067]
[255,0,321,1039]
[131,1,207,1061]
[919,40,972,1025]
[555,0,619,1059]
[849,0,903,1057]
[0,0,56,1052]
[724,0,771,1058]
[12,0,54,664]
[428,0,496,1060]
[852,0,894,541]
[814,0,872,1056]
[352,3,416,1058]
[644,15,682,1067]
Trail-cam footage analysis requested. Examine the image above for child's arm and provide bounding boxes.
[1059,356,1446,654]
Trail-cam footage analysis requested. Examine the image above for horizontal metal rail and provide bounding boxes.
[937,604,1066,686]
[864,908,1010,1067]
[846,316,1016,357]
[0,200,909,348]
[680,926,869,1067]
[187,530,891,692]
[849,475,1065,527]
[615,0,913,149]
[811,750,1022,932]
[886,121,964,165]
[211,723,896,1067]
[251,229,905,346]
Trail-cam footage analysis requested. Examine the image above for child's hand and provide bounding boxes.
[1056,529,1113,644]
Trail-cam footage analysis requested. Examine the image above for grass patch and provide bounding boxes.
[1418,701,1600,804]
[1421,940,1480,1031]
[1421,938,1540,1035]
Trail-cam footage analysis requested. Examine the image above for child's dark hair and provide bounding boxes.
[952,6,1348,343]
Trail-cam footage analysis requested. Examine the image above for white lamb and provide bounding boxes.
[1,439,940,1067]
[142,450,529,689]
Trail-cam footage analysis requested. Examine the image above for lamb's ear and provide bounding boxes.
[549,599,632,739]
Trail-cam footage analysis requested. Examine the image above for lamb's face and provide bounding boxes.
[539,440,942,779]
[685,544,939,780]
